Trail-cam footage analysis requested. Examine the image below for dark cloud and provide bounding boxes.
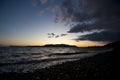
[47,33,55,36]
[55,35,59,38]
[68,20,120,33]
[75,31,120,42]
[60,0,120,42]
[47,33,67,38]
[61,34,67,37]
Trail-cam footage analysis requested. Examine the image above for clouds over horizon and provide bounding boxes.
[59,0,120,42]
[32,0,120,42]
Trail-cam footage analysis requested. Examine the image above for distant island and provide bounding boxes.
[43,44,77,47]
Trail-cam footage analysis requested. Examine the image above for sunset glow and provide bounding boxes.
[0,0,119,47]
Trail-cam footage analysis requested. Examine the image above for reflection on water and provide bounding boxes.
[0,47,112,73]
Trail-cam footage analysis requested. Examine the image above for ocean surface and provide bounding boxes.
[0,47,112,73]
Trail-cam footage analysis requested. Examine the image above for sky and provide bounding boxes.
[0,0,120,47]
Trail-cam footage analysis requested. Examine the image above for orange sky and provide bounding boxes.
[0,39,106,47]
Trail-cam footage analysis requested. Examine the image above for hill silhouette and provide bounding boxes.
[104,41,120,48]
[43,44,77,47]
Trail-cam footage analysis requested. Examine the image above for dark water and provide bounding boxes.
[0,47,111,73]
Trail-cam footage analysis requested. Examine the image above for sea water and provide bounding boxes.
[0,47,111,73]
